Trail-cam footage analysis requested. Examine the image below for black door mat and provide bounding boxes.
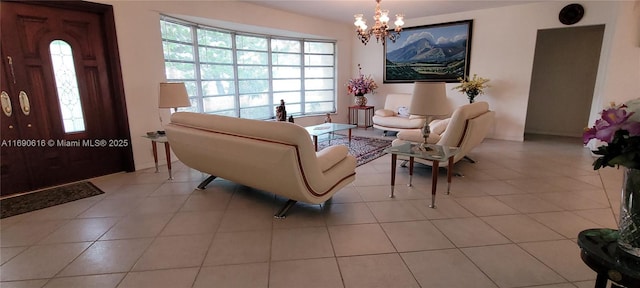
[1,181,105,219]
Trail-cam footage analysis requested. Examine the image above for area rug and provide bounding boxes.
[0,181,104,219]
[317,135,392,166]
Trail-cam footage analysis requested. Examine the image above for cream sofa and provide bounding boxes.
[165,112,356,218]
[393,101,495,166]
[372,93,426,133]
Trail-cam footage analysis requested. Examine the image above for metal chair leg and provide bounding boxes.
[274,199,297,219]
[196,175,217,190]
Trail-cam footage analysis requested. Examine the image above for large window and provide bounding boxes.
[160,18,336,119]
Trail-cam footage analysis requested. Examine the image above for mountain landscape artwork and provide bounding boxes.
[384,20,473,83]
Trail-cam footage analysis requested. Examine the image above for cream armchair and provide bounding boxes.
[165,112,356,218]
[393,101,495,166]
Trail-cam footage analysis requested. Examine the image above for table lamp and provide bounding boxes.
[159,82,190,113]
[408,82,449,150]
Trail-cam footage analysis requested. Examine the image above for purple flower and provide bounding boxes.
[583,100,640,169]
[584,106,640,144]
[346,64,377,96]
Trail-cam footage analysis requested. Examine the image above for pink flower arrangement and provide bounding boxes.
[346,64,377,96]
[583,99,640,169]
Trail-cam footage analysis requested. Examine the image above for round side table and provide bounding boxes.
[577,229,640,288]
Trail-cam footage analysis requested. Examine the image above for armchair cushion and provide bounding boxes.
[374,116,427,129]
[375,109,395,117]
[397,130,442,144]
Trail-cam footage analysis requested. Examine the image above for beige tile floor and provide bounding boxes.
[0,131,626,288]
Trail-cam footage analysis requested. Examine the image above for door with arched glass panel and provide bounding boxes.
[0,1,133,195]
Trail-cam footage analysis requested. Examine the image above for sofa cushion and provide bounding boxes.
[372,115,426,129]
[409,115,426,120]
[384,93,413,110]
[397,129,441,143]
[429,118,450,135]
[375,109,395,117]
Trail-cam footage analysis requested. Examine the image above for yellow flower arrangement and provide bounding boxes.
[452,74,490,103]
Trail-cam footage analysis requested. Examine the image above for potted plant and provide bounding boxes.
[583,98,640,257]
[347,64,378,106]
[452,74,490,103]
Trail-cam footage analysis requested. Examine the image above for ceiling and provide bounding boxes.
[242,0,541,25]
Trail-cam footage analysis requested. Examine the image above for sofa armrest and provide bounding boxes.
[375,109,395,117]
[429,118,450,135]
[316,145,349,172]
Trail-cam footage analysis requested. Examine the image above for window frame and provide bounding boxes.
[160,17,337,120]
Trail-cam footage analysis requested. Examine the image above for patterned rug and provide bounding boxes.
[317,135,392,166]
[0,181,104,219]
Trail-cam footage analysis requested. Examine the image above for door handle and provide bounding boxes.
[7,56,16,84]
[1,91,12,117]
[18,91,30,115]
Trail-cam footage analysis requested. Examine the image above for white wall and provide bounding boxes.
[94,0,639,170]
[95,0,355,170]
[352,1,640,142]
[596,0,640,114]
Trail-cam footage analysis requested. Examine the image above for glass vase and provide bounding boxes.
[618,167,640,257]
[355,95,367,106]
[466,91,478,103]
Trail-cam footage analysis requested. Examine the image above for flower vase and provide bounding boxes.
[618,167,640,257]
[466,91,478,103]
[355,94,367,106]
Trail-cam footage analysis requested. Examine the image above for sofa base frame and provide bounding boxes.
[197,175,298,219]
[197,175,217,190]
[274,199,297,219]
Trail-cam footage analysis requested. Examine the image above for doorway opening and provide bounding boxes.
[525,25,605,139]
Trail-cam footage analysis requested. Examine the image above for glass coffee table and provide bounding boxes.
[305,123,357,151]
[384,142,459,208]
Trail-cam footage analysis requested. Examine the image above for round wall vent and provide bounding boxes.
[559,3,584,25]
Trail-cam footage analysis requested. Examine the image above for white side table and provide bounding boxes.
[142,135,173,180]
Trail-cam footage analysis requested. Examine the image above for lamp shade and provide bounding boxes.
[158,82,190,110]
[408,82,449,116]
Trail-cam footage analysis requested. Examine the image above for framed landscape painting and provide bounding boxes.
[384,20,473,83]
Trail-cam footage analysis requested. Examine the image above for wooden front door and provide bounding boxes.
[0,1,134,196]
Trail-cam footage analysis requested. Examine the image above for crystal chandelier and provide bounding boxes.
[354,0,404,45]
